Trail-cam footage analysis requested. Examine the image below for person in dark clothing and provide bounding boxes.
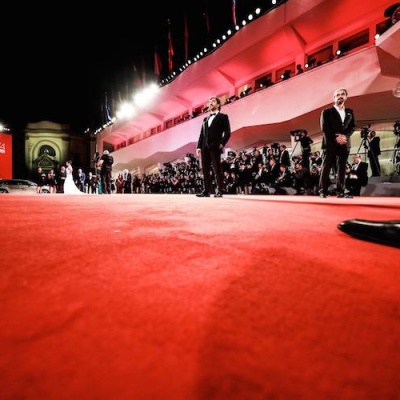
[196,96,231,197]
[297,130,314,169]
[318,88,356,198]
[98,150,114,194]
[272,164,293,194]
[279,144,291,167]
[122,169,132,193]
[366,130,381,176]
[292,162,311,195]
[345,154,369,196]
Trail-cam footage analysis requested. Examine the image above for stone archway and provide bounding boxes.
[32,148,59,174]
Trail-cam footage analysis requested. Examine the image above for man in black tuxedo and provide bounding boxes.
[319,88,356,198]
[345,154,368,196]
[196,96,231,197]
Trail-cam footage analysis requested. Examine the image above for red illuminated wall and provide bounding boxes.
[0,132,13,179]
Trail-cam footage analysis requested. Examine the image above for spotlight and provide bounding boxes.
[305,58,316,69]
[281,70,291,80]
[240,87,252,98]
[336,49,345,57]
[259,79,273,88]
[226,95,239,104]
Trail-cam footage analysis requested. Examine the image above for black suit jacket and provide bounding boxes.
[197,112,231,151]
[279,150,291,167]
[368,136,381,157]
[320,107,355,150]
[349,161,369,186]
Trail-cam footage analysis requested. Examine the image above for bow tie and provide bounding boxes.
[210,113,216,116]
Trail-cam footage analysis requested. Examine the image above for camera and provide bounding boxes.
[360,125,371,139]
[290,130,301,140]
[291,129,307,143]
[185,153,196,162]
[92,151,100,164]
[394,121,400,136]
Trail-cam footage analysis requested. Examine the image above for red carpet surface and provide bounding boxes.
[0,194,399,400]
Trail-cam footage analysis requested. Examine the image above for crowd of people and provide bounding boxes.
[33,152,373,199]
[33,88,397,198]
[31,145,367,197]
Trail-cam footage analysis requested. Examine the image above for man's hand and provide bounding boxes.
[196,148,201,157]
[336,134,347,145]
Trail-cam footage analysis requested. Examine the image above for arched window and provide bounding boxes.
[39,145,56,157]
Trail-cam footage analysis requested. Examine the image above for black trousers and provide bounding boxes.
[368,154,381,176]
[319,144,349,193]
[101,170,112,194]
[200,147,224,194]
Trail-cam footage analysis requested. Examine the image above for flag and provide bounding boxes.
[104,92,112,123]
[232,0,237,26]
[168,21,175,73]
[184,15,189,62]
[154,49,162,78]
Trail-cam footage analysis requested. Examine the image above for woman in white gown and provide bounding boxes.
[64,160,85,195]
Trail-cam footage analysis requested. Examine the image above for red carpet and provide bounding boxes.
[1,194,399,399]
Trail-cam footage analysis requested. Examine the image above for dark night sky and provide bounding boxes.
[1,0,263,133]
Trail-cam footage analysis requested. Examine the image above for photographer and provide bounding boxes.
[279,144,291,167]
[366,130,381,176]
[345,154,368,196]
[309,163,321,195]
[394,121,400,149]
[251,161,269,194]
[98,149,114,194]
[392,121,400,174]
[310,151,322,166]
[272,163,293,195]
[291,162,312,195]
[293,130,313,169]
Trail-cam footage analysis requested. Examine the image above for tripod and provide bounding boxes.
[357,136,368,157]
[359,136,380,176]
[291,139,300,157]
[392,136,400,175]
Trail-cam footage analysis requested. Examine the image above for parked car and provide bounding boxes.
[0,179,50,194]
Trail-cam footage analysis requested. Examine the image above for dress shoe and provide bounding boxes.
[196,192,210,197]
[214,191,223,198]
[337,219,400,248]
[337,193,353,198]
[319,189,327,198]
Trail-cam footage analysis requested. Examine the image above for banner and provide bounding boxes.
[232,0,237,26]
[0,132,12,179]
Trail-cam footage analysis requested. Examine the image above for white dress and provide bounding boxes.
[64,165,84,195]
